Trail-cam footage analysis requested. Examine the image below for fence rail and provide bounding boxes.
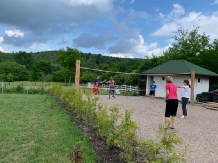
[87,83,139,92]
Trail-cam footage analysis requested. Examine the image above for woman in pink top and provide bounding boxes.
[164,76,178,130]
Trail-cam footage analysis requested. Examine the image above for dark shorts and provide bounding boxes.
[109,87,115,93]
[149,91,155,96]
[165,99,178,117]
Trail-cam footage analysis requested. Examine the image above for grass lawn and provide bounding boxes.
[0,94,95,163]
[1,81,74,92]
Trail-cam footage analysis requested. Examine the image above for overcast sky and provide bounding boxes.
[0,0,218,58]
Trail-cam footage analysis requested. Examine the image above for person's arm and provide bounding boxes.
[177,85,186,88]
[165,89,169,101]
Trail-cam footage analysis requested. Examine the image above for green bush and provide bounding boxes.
[50,84,187,163]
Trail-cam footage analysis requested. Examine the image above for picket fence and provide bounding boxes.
[86,83,139,92]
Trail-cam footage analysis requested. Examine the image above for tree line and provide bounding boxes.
[0,27,218,89]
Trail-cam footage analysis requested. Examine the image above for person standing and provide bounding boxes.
[92,82,99,100]
[148,81,157,102]
[164,76,178,130]
[94,76,106,94]
[94,76,101,87]
[177,79,190,119]
[108,77,116,99]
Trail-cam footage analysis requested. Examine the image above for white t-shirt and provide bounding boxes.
[182,85,190,98]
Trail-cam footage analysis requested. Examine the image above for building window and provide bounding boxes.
[198,78,201,83]
[162,77,165,81]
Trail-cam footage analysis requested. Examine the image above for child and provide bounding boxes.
[92,82,99,100]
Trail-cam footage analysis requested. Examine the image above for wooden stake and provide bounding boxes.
[190,71,195,105]
[75,60,80,91]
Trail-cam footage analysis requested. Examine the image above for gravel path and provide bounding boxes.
[97,95,218,163]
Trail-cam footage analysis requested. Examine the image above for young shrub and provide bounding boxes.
[116,110,138,163]
[137,124,188,163]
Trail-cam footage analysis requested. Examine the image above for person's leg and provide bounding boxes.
[148,91,152,102]
[171,116,176,128]
[112,90,115,98]
[184,98,188,116]
[109,88,111,99]
[164,100,171,128]
[171,99,178,129]
[181,97,188,117]
[152,91,155,101]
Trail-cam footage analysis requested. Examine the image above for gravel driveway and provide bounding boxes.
[97,95,218,163]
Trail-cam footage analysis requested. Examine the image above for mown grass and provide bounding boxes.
[1,81,74,91]
[0,94,95,163]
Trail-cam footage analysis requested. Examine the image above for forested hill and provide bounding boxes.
[0,50,144,73]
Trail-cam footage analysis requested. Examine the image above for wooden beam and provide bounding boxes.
[75,60,80,91]
[190,71,195,105]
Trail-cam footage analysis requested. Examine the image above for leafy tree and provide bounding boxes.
[31,61,52,81]
[14,51,33,69]
[80,71,96,83]
[163,27,210,64]
[0,62,29,81]
[57,47,82,84]
[52,70,65,82]
[6,73,14,84]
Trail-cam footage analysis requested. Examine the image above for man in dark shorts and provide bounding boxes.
[148,81,157,102]
[108,77,116,99]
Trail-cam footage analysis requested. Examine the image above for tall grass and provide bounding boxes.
[0,94,95,163]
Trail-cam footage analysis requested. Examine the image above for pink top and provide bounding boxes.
[165,83,178,100]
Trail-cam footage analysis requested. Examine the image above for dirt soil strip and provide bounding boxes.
[97,95,218,163]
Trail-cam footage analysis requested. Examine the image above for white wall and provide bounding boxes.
[146,75,209,101]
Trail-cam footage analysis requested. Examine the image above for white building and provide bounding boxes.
[142,60,218,101]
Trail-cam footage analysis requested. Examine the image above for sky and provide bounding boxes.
[0,0,218,58]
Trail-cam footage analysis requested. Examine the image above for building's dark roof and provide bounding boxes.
[142,60,218,76]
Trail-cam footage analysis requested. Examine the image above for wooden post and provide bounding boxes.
[190,71,195,105]
[75,60,80,91]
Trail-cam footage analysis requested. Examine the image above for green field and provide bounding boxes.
[0,94,95,163]
[1,81,74,90]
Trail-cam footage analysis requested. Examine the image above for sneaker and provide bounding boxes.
[184,116,187,119]
[180,115,185,119]
[112,96,115,98]
[170,127,175,130]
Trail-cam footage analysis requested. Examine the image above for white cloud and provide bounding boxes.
[29,43,37,49]
[108,33,165,57]
[0,37,3,43]
[105,53,134,58]
[158,4,185,22]
[39,44,48,50]
[147,44,172,57]
[69,0,114,12]
[0,46,4,51]
[128,9,150,20]
[151,5,218,40]
[210,0,218,5]
[151,23,179,36]
[170,4,185,18]
[5,29,24,37]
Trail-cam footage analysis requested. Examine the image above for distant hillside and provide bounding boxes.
[0,51,145,73]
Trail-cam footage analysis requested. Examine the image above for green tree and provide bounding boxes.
[163,27,210,64]
[14,51,33,69]
[0,62,29,81]
[57,47,82,84]
[6,73,14,84]
[31,61,52,81]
